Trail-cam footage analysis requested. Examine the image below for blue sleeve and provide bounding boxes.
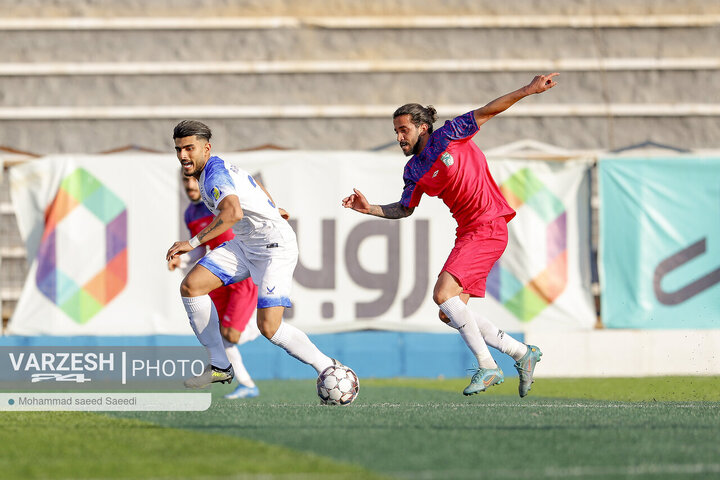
[418,111,479,164]
[400,178,416,208]
[203,157,237,206]
[436,111,479,141]
[399,167,423,208]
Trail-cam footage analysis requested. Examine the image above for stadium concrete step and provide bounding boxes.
[2,0,718,18]
[3,24,720,63]
[0,70,717,107]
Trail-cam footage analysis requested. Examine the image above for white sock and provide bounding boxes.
[269,322,333,374]
[182,295,230,369]
[439,296,497,369]
[222,338,255,387]
[473,311,528,361]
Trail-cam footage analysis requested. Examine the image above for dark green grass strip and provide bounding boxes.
[0,411,387,480]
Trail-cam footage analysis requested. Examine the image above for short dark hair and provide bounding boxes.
[173,120,212,141]
[393,104,438,134]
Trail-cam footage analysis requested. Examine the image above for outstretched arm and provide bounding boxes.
[474,73,559,127]
[341,188,414,219]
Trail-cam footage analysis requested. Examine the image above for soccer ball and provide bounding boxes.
[316,364,359,405]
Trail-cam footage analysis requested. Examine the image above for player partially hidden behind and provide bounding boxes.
[342,74,558,397]
[169,175,263,399]
[167,120,346,390]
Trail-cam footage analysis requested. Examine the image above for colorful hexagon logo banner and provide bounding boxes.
[487,168,567,322]
[35,168,127,324]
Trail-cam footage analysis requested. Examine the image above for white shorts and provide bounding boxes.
[198,238,298,309]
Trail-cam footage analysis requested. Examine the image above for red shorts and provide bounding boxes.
[441,217,508,297]
[209,277,258,332]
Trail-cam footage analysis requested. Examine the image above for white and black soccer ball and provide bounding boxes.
[316,364,359,405]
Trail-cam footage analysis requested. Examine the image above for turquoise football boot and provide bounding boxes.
[463,367,504,396]
[515,345,542,398]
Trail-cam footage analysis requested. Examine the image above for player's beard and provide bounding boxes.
[183,164,202,179]
[411,137,423,156]
[400,138,420,157]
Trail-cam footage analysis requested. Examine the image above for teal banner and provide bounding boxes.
[599,156,720,328]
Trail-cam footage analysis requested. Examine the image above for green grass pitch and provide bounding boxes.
[1,377,719,480]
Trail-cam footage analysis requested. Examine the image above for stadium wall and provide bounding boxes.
[3,329,719,378]
[526,330,720,378]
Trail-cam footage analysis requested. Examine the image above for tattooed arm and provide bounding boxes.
[370,202,414,219]
[341,188,414,219]
[166,195,243,261]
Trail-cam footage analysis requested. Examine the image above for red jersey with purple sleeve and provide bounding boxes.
[399,111,515,236]
[184,201,234,249]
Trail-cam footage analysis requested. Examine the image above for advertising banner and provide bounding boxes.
[8,154,191,335]
[482,158,595,332]
[9,151,595,335]
[599,156,720,328]
[487,159,596,332]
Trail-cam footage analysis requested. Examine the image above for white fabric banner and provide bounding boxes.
[8,151,594,336]
[481,158,596,332]
[8,154,191,335]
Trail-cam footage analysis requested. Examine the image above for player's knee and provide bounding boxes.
[257,320,274,339]
[432,287,452,306]
[179,281,191,297]
[180,277,202,297]
[256,306,284,336]
[256,313,282,339]
[224,329,241,344]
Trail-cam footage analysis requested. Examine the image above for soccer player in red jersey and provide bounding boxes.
[169,175,262,398]
[342,73,558,397]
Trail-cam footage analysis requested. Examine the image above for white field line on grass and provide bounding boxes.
[247,402,719,409]
[56,475,379,480]
[394,463,720,479]
[56,464,720,480]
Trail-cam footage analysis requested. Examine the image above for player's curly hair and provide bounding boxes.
[173,120,212,141]
[393,104,438,134]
